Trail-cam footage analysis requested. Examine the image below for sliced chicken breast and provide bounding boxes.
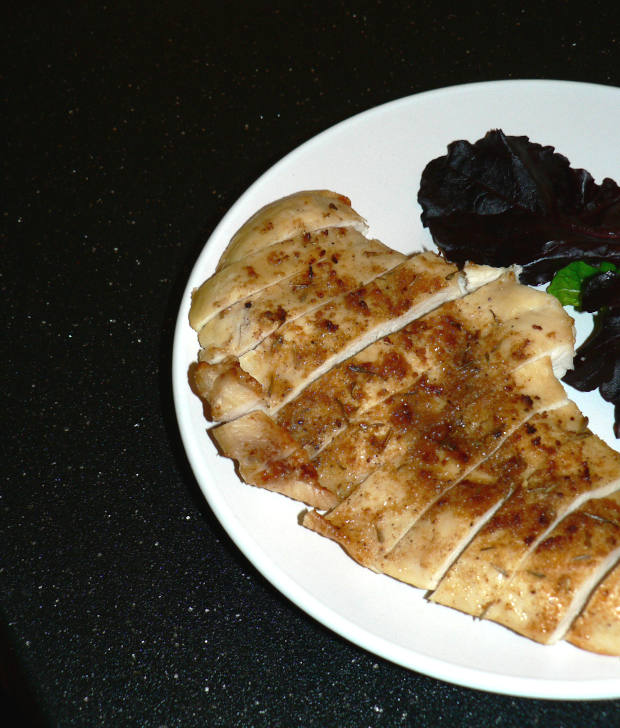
[188,190,620,656]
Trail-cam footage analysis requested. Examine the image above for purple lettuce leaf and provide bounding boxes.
[418,129,620,285]
[580,269,620,311]
[563,306,620,438]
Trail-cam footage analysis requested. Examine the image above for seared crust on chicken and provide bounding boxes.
[191,226,375,332]
[211,272,573,506]
[303,357,569,563]
[211,410,338,509]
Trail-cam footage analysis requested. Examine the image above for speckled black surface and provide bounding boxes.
[3,2,620,725]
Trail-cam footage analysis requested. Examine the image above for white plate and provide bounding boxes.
[172,80,620,700]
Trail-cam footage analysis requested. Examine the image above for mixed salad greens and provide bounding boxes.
[418,130,620,436]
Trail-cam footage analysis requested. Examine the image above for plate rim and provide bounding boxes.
[172,79,620,701]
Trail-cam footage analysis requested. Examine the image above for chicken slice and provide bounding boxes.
[198,232,405,363]
[430,414,620,617]
[303,356,568,566]
[215,190,368,272]
[483,490,620,645]
[566,562,620,656]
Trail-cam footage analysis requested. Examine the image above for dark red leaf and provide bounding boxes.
[418,129,620,285]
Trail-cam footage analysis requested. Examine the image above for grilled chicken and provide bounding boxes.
[188,190,620,656]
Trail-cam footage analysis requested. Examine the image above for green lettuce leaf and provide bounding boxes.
[547,261,617,309]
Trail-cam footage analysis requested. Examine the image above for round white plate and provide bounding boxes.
[172,80,620,700]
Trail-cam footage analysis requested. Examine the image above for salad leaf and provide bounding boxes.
[547,261,617,308]
[519,241,620,284]
[418,130,620,285]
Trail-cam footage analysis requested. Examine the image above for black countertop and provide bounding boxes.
[4,2,620,725]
